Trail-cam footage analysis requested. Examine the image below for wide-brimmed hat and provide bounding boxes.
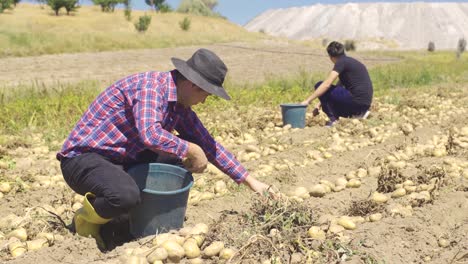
[171,48,231,100]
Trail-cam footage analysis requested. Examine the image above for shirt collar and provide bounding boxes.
[168,70,178,102]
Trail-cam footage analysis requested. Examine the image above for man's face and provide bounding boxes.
[178,81,211,107]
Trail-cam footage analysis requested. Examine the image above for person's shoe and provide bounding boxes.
[71,192,111,249]
[325,120,337,127]
[353,110,371,119]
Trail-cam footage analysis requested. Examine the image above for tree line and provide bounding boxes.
[0,0,220,17]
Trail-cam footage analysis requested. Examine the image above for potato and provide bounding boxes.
[337,217,356,230]
[0,182,12,193]
[334,177,348,186]
[7,228,28,241]
[332,185,346,192]
[213,181,227,195]
[125,256,147,264]
[404,185,417,193]
[438,238,450,248]
[346,179,361,188]
[191,223,209,235]
[219,248,235,260]
[356,168,367,178]
[187,235,205,247]
[183,239,201,259]
[72,202,82,211]
[327,224,345,234]
[307,226,326,240]
[369,213,383,222]
[9,240,26,258]
[371,192,389,203]
[189,257,204,264]
[391,188,406,198]
[178,226,192,237]
[291,187,309,199]
[309,184,327,197]
[203,241,224,257]
[147,247,168,263]
[162,240,185,259]
[26,238,48,251]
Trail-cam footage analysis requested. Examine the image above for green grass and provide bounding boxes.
[0,51,466,143]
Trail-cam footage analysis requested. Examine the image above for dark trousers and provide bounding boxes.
[315,81,369,122]
[60,150,181,219]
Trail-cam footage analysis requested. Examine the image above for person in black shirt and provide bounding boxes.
[301,41,373,126]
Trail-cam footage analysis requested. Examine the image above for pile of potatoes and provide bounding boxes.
[120,223,236,264]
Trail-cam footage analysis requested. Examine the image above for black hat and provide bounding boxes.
[171,48,231,100]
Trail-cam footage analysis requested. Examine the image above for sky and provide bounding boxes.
[150,0,467,25]
[80,0,466,26]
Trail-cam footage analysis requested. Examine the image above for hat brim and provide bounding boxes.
[171,58,231,100]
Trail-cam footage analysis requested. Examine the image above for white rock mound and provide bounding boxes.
[245,2,468,50]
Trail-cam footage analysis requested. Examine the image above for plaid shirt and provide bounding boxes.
[57,71,248,183]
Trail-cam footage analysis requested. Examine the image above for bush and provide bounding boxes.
[322,38,328,47]
[427,41,435,52]
[134,14,152,32]
[0,0,13,13]
[179,17,191,31]
[344,40,356,51]
[456,38,466,59]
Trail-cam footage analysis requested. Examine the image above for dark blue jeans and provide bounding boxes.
[60,150,181,218]
[315,81,369,122]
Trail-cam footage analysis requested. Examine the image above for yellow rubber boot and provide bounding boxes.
[73,192,111,249]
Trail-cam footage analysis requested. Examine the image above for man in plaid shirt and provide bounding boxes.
[57,49,273,249]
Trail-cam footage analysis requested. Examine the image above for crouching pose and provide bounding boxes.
[57,48,274,249]
[301,41,373,126]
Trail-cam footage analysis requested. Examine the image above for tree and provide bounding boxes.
[344,40,356,51]
[145,0,168,11]
[201,0,217,10]
[427,41,435,52]
[92,0,125,12]
[123,0,131,20]
[13,0,19,6]
[47,0,79,15]
[177,0,214,16]
[0,0,13,13]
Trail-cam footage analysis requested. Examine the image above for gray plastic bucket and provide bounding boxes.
[280,103,307,128]
[127,163,194,238]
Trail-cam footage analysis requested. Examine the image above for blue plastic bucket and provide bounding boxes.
[126,163,194,238]
[280,103,307,128]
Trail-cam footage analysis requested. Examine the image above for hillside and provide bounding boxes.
[245,2,468,50]
[0,3,262,57]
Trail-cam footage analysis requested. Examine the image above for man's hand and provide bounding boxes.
[242,175,277,197]
[300,100,310,106]
[184,142,208,173]
[312,107,320,116]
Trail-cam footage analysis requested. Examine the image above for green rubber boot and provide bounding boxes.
[72,192,111,249]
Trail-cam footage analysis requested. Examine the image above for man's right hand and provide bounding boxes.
[184,142,208,173]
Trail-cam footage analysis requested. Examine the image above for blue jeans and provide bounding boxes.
[315,81,369,122]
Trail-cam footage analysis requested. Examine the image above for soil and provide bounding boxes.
[0,46,467,264]
[0,41,393,88]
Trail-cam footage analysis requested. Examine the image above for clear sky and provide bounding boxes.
[159,0,466,25]
[79,0,465,26]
